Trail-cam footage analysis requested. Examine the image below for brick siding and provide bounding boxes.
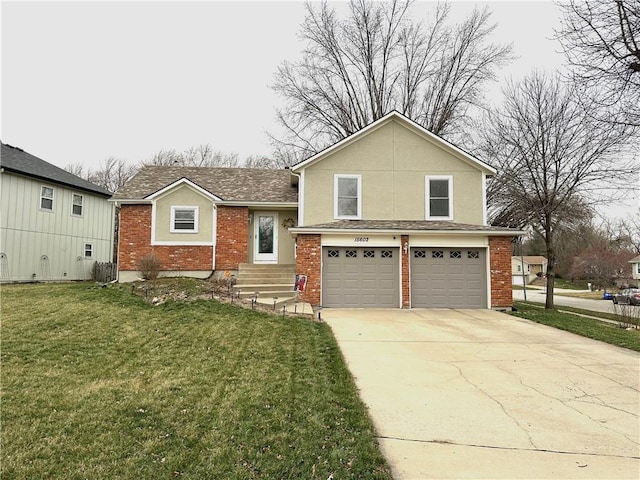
[215,206,249,270]
[489,236,514,309]
[401,235,410,308]
[118,204,212,273]
[295,234,321,306]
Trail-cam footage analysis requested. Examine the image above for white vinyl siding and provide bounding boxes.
[334,174,361,219]
[170,206,199,233]
[1,170,114,282]
[426,176,453,220]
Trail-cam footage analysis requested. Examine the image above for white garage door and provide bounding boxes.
[411,248,487,308]
[322,247,400,307]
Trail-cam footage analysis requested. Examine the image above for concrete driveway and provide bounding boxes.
[323,308,640,479]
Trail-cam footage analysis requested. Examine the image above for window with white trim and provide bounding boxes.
[334,174,361,219]
[170,206,199,233]
[40,186,54,211]
[84,243,93,258]
[425,176,453,220]
[72,193,84,216]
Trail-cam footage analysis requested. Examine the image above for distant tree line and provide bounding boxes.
[519,213,640,291]
[65,144,280,194]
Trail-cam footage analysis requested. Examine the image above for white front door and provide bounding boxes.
[254,212,278,263]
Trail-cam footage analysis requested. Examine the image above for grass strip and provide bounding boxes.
[1,283,392,479]
[511,301,640,352]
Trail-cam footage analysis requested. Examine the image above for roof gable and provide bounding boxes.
[1,142,111,196]
[290,111,496,175]
[146,178,222,201]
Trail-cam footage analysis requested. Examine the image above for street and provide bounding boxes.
[513,287,619,314]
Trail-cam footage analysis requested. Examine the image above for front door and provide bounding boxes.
[254,212,278,263]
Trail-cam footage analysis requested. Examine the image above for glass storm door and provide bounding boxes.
[254,213,278,263]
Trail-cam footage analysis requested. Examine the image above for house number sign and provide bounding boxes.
[354,237,369,242]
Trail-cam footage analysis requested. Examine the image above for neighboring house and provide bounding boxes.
[511,256,548,285]
[629,254,640,284]
[0,143,115,282]
[112,111,520,309]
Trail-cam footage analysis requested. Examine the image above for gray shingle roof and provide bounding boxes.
[294,219,519,233]
[112,166,298,203]
[1,143,111,196]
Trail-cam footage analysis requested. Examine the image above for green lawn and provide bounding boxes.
[511,301,640,352]
[1,283,392,479]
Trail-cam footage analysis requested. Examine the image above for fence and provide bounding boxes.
[92,262,117,283]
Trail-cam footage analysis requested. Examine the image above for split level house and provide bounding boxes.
[112,111,521,309]
[0,142,115,282]
[511,256,548,285]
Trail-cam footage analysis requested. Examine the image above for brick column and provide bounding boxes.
[401,235,410,308]
[489,236,513,309]
[215,206,249,270]
[118,204,152,270]
[295,234,321,306]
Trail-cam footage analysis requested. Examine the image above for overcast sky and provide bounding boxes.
[2,0,567,172]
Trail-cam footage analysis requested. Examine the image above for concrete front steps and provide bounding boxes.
[234,263,301,308]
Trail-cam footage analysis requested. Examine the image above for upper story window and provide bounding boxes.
[426,176,453,220]
[72,193,84,216]
[334,174,361,219]
[40,186,54,211]
[170,206,199,233]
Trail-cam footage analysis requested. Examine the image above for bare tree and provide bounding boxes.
[141,144,240,168]
[610,213,640,254]
[556,0,640,126]
[271,0,513,163]
[482,71,636,309]
[569,241,635,289]
[243,154,284,169]
[141,149,183,167]
[88,157,138,193]
[182,144,240,167]
[64,162,86,178]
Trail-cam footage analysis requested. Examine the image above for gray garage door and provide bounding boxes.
[411,248,487,308]
[322,247,400,307]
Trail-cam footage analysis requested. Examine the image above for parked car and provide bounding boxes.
[602,291,613,300]
[612,289,640,305]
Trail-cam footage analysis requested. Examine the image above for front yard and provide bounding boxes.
[511,301,640,352]
[1,283,392,479]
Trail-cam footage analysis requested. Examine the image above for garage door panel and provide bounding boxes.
[343,279,361,288]
[323,247,399,308]
[467,280,482,289]
[411,248,487,308]
[378,279,395,289]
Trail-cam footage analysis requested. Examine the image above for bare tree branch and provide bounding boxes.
[481,71,637,308]
[556,0,640,127]
[88,157,139,193]
[271,0,513,163]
